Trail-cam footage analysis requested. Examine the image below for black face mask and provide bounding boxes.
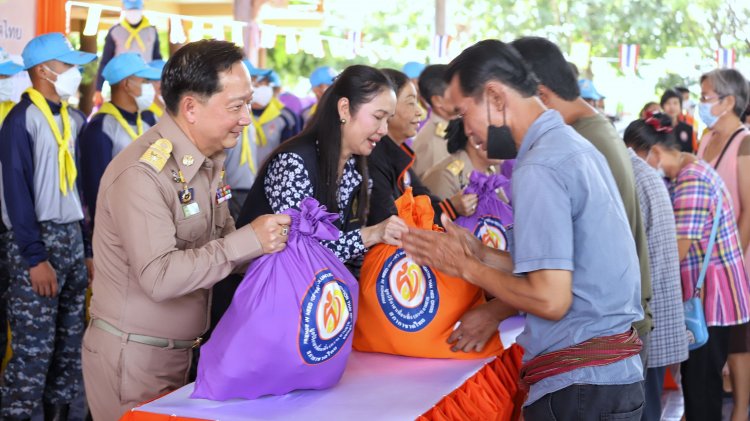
[486,96,517,160]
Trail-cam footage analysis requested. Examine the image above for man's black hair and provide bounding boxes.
[445,39,538,99]
[511,37,580,101]
[162,40,245,114]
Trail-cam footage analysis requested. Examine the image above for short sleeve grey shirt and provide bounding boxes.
[511,110,644,405]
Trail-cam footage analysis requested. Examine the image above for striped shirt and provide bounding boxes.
[629,150,688,367]
[671,160,750,326]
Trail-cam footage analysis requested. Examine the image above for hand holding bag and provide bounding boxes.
[354,188,503,359]
[192,198,358,400]
[454,171,513,251]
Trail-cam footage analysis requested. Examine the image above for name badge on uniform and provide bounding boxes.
[182,202,201,217]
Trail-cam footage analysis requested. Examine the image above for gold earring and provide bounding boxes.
[340,118,347,124]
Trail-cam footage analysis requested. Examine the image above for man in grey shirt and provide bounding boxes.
[403,39,644,420]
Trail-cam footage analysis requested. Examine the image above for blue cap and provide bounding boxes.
[22,33,97,70]
[578,79,604,101]
[310,66,336,88]
[149,59,166,72]
[242,59,272,79]
[102,53,160,85]
[0,48,23,76]
[122,0,143,10]
[402,61,425,79]
[268,71,281,87]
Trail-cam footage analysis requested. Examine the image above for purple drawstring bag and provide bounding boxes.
[454,171,513,251]
[500,159,515,203]
[192,197,358,400]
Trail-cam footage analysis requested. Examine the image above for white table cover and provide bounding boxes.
[131,316,525,421]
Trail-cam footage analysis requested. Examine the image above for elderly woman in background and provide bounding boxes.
[697,68,750,421]
[367,68,478,225]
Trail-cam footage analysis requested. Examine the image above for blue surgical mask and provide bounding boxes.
[699,101,721,128]
[655,165,666,179]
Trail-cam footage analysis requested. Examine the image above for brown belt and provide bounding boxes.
[91,318,202,349]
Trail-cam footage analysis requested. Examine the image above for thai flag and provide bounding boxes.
[348,31,363,56]
[619,44,639,72]
[716,48,735,68]
[433,34,451,60]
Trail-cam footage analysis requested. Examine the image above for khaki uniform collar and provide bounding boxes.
[456,149,475,174]
[155,113,208,183]
[454,148,499,176]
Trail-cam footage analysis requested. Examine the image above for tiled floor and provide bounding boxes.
[662,388,742,421]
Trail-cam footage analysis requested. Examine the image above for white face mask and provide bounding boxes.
[124,9,143,25]
[252,85,273,108]
[44,66,82,100]
[134,82,155,111]
[0,78,13,102]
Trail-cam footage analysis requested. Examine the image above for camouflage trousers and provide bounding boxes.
[0,230,11,366]
[1,222,88,419]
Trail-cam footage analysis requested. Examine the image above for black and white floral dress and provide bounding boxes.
[264,152,366,262]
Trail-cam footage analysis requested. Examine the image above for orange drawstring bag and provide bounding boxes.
[354,188,503,359]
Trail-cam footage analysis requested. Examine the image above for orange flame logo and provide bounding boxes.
[482,228,501,249]
[323,289,343,334]
[396,261,422,302]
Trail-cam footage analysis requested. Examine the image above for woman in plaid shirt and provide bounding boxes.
[633,112,750,421]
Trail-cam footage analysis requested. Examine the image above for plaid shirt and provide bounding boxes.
[629,150,688,367]
[671,160,750,326]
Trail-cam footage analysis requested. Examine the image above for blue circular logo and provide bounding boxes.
[473,216,508,251]
[299,269,354,365]
[376,249,439,332]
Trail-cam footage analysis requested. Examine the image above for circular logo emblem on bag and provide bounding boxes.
[377,249,439,332]
[473,216,508,250]
[299,269,354,364]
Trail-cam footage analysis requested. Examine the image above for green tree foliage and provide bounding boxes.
[262,0,750,84]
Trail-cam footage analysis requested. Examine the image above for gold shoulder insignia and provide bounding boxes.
[435,121,448,138]
[139,138,172,173]
[446,159,464,176]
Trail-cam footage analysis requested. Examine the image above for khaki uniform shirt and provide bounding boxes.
[412,113,450,178]
[90,113,263,341]
[422,149,502,202]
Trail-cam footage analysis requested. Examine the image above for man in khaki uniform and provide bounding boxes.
[412,64,454,177]
[82,40,291,419]
[422,121,502,201]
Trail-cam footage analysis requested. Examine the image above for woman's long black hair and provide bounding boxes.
[268,65,395,223]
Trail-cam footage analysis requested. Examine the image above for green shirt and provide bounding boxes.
[572,113,653,337]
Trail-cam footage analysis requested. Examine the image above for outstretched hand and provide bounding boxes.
[402,214,482,281]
